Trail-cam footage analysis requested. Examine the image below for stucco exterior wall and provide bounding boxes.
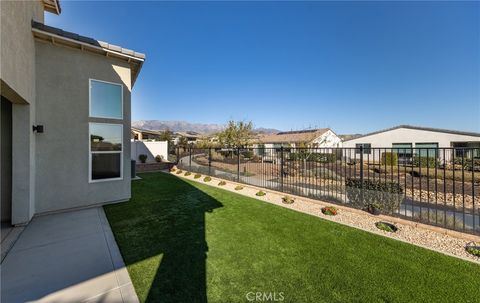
[34,41,132,213]
[312,130,342,148]
[0,0,44,225]
[0,0,44,104]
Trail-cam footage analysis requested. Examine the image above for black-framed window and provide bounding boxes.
[355,143,371,154]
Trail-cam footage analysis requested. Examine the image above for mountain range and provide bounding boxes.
[132,120,280,134]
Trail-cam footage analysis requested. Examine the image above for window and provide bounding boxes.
[392,143,413,164]
[89,123,123,182]
[415,143,438,158]
[355,143,371,154]
[89,79,123,119]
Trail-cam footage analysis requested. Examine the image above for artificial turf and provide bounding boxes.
[104,172,480,303]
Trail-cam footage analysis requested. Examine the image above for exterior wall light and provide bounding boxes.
[32,125,44,133]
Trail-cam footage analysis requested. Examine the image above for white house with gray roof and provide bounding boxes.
[342,125,480,163]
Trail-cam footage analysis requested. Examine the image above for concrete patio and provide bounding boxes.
[1,207,138,303]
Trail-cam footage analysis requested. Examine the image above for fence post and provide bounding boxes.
[359,145,364,205]
[208,148,212,176]
[280,146,284,192]
[237,147,240,182]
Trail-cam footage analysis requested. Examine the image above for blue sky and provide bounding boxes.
[46,1,479,134]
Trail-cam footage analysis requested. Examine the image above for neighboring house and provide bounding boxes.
[342,125,480,163]
[0,0,145,226]
[173,131,202,145]
[254,129,342,159]
[131,127,163,141]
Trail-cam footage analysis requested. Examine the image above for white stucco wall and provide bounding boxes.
[312,130,343,148]
[131,141,168,163]
[342,127,480,162]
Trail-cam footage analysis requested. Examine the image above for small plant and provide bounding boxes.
[204,176,212,182]
[184,171,191,176]
[282,195,295,204]
[194,174,202,179]
[256,191,266,197]
[321,206,338,216]
[375,222,398,233]
[218,181,227,186]
[176,170,183,174]
[235,185,244,191]
[465,242,480,257]
[155,155,163,163]
[169,166,177,172]
[365,203,382,215]
[138,154,148,164]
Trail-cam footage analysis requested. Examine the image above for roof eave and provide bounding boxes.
[32,27,145,86]
[43,0,61,15]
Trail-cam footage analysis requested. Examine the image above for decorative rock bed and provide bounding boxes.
[170,170,480,263]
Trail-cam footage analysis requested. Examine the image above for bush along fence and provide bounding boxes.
[175,146,480,235]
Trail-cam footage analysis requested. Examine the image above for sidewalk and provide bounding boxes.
[1,207,138,303]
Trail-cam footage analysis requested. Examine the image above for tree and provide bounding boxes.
[217,120,254,148]
[158,129,173,142]
[177,136,189,147]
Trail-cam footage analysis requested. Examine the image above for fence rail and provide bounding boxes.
[175,146,480,235]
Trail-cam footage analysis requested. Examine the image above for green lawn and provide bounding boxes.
[104,172,480,303]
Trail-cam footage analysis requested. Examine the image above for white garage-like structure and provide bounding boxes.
[342,125,480,163]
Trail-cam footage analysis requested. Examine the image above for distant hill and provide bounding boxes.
[132,120,280,135]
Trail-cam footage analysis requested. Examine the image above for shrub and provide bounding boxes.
[413,156,438,168]
[282,195,295,204]
[218,181,227,186]
[194,174,202,179]
[289,152,336,163]
[241,150,254,159]
[155,155,163,163]
[256,191,266,196]
[465,244,480,257]
[170,167,176,172]
[375,222,398,233]
[453,158,480,171]
[321,206,337,216]
[204,176,212,182]
[138,154,148,163]
[235,185,244,191]
[176,170,183,174]
[184,171,191,176]
[345,178,403,214]
[381,152,398,166]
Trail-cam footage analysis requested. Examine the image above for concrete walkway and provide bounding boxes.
[1,207,138,303]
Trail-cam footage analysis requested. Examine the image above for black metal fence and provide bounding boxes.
[175,146,480,235]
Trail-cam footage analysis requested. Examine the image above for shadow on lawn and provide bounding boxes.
[106,173,223,303]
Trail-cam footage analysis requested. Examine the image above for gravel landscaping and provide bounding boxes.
[172,170,480,263]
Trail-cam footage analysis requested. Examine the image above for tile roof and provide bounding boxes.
[259,129,330,144]
[32,21,145,60]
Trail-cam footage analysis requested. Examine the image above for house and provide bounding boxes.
[254,129,342,159]
[0,0,145,226]
[173,131,202,145]
[131,127,163,141]
[342,125,480,163]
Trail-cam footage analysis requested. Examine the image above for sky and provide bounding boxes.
[46,1,480,134]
